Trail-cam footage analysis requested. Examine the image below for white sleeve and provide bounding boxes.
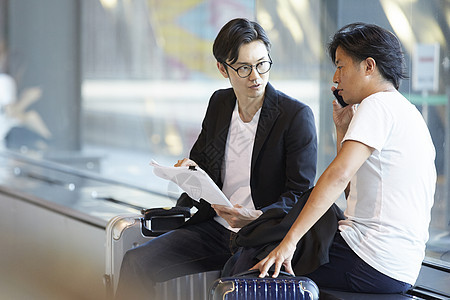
[342,95,393,152]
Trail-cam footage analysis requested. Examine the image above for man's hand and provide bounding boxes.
[211,204,262,228]
[251,238,296,278]
[331,87,356,133]
[174,158,197,167]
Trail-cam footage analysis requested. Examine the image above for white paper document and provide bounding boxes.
[150,160,233,207]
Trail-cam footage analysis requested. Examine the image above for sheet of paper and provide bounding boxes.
[150,160,233,207]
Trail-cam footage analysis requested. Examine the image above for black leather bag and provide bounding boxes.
[140,206,191,236]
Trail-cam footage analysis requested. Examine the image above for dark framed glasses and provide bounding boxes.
[222,56,272,78]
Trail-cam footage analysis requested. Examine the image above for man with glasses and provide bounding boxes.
[115,18,317,299]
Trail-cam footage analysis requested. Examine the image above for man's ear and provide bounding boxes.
[217,62,229,78]
[364,57,376,75]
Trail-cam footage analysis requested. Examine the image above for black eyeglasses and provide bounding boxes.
[222,57,273,78]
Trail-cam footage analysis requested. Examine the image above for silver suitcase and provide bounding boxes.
[104,210,220,300]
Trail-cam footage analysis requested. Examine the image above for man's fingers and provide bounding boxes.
[174,159,184,167]
[174,158,197,167]
[258,258,273,278]
[272,261,283,278]
[211,204,231,215]
[211,204,228,210]
[174,158,189,167]
[284,262,295,276]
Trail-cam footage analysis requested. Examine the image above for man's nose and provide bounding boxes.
[332,70,339,84]
[248,65,262,81]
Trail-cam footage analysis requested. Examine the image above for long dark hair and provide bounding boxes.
[328,22,406,90]
[213,18,271,65]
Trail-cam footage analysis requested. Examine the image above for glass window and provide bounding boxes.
[1,0,449,269]
[80,0,257,192]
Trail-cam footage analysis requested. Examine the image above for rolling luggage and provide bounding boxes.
[209,270,319,300]
[104,213,152,298]
[104,207,221,300]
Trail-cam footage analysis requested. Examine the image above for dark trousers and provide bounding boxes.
[115,219,235,299]
[306,232,412,294]
[224,232,412,294]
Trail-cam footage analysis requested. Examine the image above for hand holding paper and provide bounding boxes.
[150,160,233,207]
[212,204,263,228]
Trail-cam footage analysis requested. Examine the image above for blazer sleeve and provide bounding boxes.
[179,89,233,225]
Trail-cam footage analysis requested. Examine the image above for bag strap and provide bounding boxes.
[141,206,191,220]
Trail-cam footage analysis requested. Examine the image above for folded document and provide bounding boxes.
[150,160,233,207]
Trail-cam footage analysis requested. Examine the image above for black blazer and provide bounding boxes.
[231,187,345,275]
[183,82,317,225]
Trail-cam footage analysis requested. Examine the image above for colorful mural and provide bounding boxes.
[147,0,255,79]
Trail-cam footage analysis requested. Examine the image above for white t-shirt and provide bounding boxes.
[214,102,260,232]
[339,91,436,285]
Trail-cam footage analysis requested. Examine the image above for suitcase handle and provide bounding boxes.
[213,269,320,299]
[234,269,294,278]
[140,207,191,237]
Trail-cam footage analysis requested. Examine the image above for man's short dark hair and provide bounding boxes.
[213,18,271,65]
[328,22,406,90]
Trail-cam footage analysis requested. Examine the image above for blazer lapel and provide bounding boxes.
[212,90,236,186]
[251,83,280,171]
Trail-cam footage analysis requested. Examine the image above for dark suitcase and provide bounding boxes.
[209,270,319,300]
